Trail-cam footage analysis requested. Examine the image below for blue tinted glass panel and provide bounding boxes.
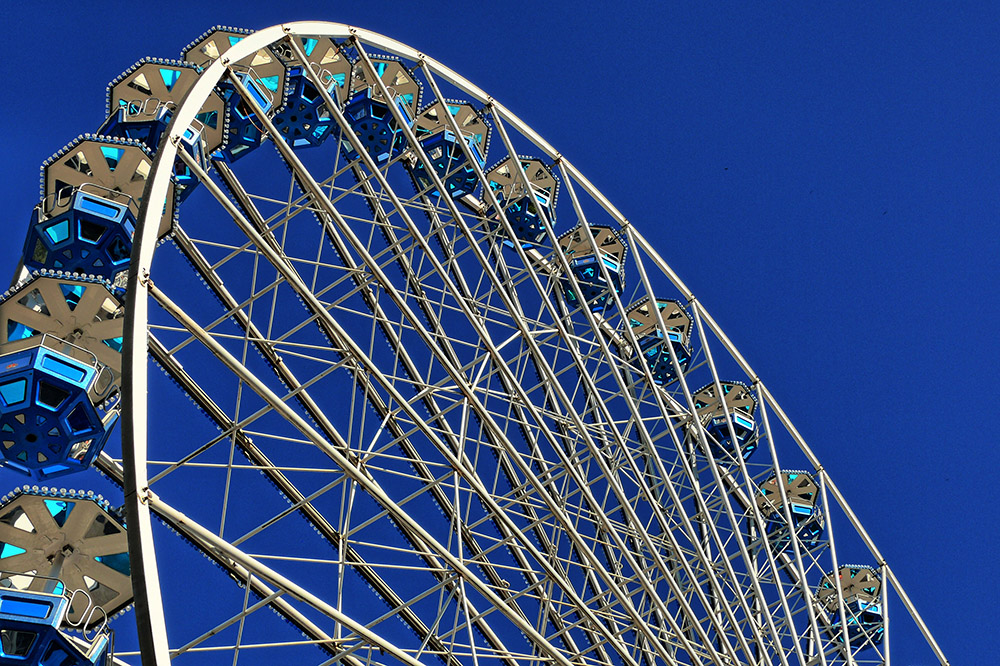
[77,195,123,221]
[195,110,218,130]
[100,147,124,172]
[0,595,51,618]
[0,628,37,657]
[43,220,70,244]
[259,75,280,93]
[38,355,87,384]
[159,68,181,91]
[0,379,27,406]
[95,552,131,577]
[5,322,36,341]
[59,284,86,311]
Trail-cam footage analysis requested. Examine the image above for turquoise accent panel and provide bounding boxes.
[195,110,218,129]
[0,595,51,620]
[102,337,123,353]
[77,194,123,221]
[100,147,124,171]
[43,499,73,527]
[259,75,280,92]
[159,68,181,91]
[59,284,85,310]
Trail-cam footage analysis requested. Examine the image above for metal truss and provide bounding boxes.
[113,21,950,666]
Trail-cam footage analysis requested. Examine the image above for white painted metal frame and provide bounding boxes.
[119,21,950,666]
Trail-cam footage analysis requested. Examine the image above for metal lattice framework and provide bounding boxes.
[0,21,950,666]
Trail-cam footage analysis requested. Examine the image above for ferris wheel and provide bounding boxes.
[0,21,951,666]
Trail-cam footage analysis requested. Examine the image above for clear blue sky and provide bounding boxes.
[1,2,994,663]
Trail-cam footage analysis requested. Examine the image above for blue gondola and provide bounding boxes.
[484,157,556,247]
[179,29,288,164]
[0,588,110,665]
[625,298,691,383]
[818,566,885,647]
[559,226,627,312]
[484,157,557,247]
[692,381,759,461]
[755,472,825,552]
[411,129,486,199]
[408,101,489,200]
[22,191,135,283]
[341,88,414,165]
[0,340,116,479]
[106,59,229,159]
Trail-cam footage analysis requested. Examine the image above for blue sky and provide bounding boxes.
[1,1,995,663]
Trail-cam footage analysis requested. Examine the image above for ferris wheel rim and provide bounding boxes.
[109,21,950,666]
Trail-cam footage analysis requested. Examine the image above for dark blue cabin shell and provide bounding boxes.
[341,89,414,166]
[488,192,553,247]
[632,331,692,385]
[826,599,885,647]
[561,253,625,312]
[22,192,135,284]
[0,343,113,479]
[762,505,825,553]
[215,72,278,163]
[271,67,340,149]
[99,106,171,152]
[705,410,758,461]
[0,589,109,665]
[817,566,885,648]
